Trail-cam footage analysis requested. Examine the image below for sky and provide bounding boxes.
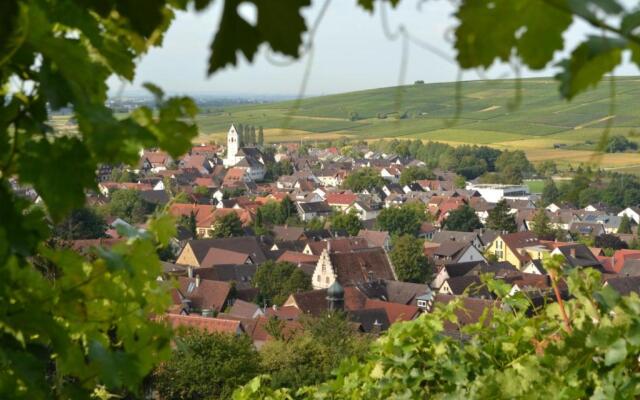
[109,1,640,97]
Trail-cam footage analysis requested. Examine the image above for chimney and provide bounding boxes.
[570,248,576,258]
[195,274,201,287]
[187,266,194,278]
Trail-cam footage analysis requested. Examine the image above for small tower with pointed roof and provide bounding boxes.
[326,280,344,311]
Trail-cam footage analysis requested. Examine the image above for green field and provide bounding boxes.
[524,179,546,194]
[195,77,640,170]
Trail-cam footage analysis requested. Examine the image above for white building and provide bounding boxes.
[466,183,530,203]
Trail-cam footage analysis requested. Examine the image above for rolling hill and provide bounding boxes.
[196,77,640,172]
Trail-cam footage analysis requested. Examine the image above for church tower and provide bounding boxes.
[225,124,239,167]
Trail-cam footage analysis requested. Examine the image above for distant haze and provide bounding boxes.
[109,1,640,98]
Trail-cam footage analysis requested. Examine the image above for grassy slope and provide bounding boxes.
[196,77,640,169]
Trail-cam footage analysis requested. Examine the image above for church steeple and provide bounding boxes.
[224,124,239,167]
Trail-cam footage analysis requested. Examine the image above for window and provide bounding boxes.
[317,275,320,282]
[417,300,427,308]
[325,276,329,284]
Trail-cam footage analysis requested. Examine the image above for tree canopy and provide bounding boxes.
[485,199,517,233]
[376,204,425,237]
[152,330,260,400]
[389,235,432,283]
[442,204,483,232]
[260,312,370,391]
[53,207,107,240]
[211,212,244,238]
[329,210,363,236]
[253,261,312,306]
[342,167,386,192]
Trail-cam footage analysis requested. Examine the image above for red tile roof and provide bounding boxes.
[176,277,231,312]
[364,299,420,323]
[194,177,216,188]
[276,251,319,265]
[201,248,253,268]
[326,192,358,205]
[612,249,640,273]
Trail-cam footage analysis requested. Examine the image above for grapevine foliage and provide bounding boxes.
[234,265,640,399]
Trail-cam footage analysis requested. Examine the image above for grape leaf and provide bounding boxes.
[555,36,626,100]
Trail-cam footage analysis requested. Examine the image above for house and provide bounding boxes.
[311,247,395,289]
[169,204,253,238]
[191,264,257,289]
[438,275,493,299]
[547,242,603,270]
[179,154,217,174]
[486,231,541,268]
[227,299,264,319]
[607,249,640,274]
[418,222,437,240]
[431,294,500,337]
[176,237,267,267]
[303,237,369,256]
[325,192,358,211]
[431,261,517,289]
[431,230,484,250]
[604,275,640,296]
[296,201,332,221]
[200,248,256,268]
[317,168,346,187]
[354,279,433,309]
[619,207,640,224]
[140,151,172,172]
[282,284,419,331]
[380,165,403,183]
[271,225,306,242]
[345,200,382,221]
[569,221,606,238]
[223,167,250,186]
[425,241,486,266]
[358,229,391,251]
[175,276,232,313]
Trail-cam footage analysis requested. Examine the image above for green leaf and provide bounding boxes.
[144,82,165,101]
[604,338,627,366]
[115,0,169,38]
[555,36,626,100]
[256,0,310,57]
[208,0,310,74]
[594,285,621,311]
[208,0,260,73]
[517,1,572,69]
[0,0,23,66]
[148,213,176,247]
[17,137,97,221]
[455,0,571,70]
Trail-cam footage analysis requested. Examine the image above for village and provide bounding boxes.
[14,123,640,395]
[12,124,634,334]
